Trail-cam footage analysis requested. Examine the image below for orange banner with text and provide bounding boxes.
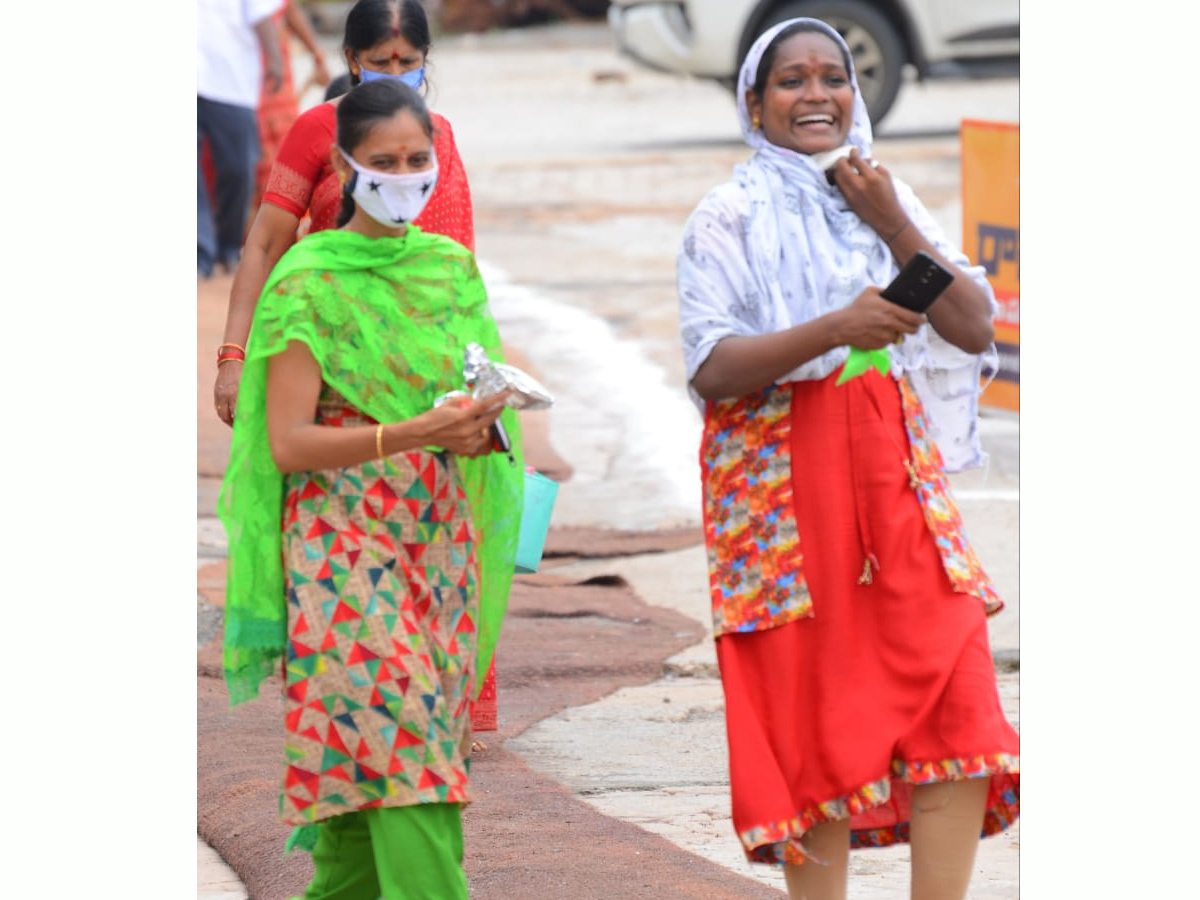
[961,119,1019,412]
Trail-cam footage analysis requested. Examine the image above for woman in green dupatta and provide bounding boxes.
[218,78,523,900]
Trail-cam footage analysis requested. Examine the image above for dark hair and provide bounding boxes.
[324,72,353,101]
[751,21,853,98]
[336,79,434,227]
[344,0,432,87]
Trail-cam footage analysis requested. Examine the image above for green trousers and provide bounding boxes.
[295,804,468,900]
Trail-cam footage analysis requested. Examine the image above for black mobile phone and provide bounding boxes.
[490,420,515,463]
[881,251,954,313]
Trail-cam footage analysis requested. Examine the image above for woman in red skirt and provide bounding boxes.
[676,18,1018,900]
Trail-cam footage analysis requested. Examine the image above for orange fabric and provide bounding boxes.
[254,0,299,209]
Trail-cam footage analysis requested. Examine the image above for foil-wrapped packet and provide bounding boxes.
[462,343,554,410]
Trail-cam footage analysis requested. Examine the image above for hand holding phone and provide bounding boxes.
[835,256,947,386]
[881,251,954,313]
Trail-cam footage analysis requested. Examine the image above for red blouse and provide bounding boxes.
[262,101,475,251]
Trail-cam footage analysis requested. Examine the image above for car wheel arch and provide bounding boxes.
[738,0,926,73]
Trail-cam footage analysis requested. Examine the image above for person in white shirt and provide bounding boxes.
[198,0,285,278]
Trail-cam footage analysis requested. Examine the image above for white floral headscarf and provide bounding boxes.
[736,17,873,160]
[677,17,996,471]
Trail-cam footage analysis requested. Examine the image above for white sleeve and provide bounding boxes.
[894,178,996,311]
[677,187,761,392]
[892,178,997,473]
[244,0,283,26]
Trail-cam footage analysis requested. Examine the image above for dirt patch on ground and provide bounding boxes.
[541,524,703,561]
[198,568,783,899]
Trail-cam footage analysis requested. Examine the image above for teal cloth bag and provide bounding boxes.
[515,470,558,573]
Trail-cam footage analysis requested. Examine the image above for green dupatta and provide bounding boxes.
[217,227,524,706]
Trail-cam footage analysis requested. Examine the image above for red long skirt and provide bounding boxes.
[472,661,498,732]
[715,370,1019,865]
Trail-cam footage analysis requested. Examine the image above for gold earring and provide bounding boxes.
[751,114,761,130]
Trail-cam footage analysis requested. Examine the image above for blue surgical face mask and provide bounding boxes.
[359,65,425,90]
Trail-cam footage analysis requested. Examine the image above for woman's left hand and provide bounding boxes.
[830,148,910,242]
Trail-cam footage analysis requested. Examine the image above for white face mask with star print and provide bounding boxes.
[337,146,439,228]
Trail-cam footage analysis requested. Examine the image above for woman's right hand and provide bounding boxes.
[833,287,927,350]
[416,391,512,458]
[214,361,243,426]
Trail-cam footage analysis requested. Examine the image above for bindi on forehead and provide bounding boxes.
[777,32,842,62]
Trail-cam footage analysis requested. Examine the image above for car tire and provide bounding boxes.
[745,0,907,127]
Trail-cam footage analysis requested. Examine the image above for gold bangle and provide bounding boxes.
[216,357,244,366]
[375,423,385,459]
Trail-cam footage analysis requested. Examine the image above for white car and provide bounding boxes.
[607,0,1019,126]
